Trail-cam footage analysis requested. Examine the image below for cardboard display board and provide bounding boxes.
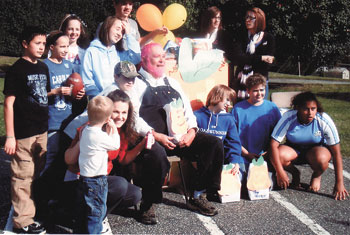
[165,58,229,110]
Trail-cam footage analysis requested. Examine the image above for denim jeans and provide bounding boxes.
[78,175,108,234]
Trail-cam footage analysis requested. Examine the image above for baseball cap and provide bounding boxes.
[114,61,139,79]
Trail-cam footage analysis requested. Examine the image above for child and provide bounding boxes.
[232,73,281,180]
[59,14,89,115]
[194,85,242,179]
[82,16,141,98]
[42,30,75,172]
[59,14,89,74]
[78,96,120,234]
[3,26,49,234]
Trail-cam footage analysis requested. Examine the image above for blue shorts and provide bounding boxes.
[285,142,329,165]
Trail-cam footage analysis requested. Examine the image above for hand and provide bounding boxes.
[4,137,16,155]
[154,132,176,150]
[276,170,290,189]
[262,55,275,64]
[333,182,349,200]
[178,129,196,148]
[231,163,240,175]
[121,21,130,35]
[60,86,73,96]
[245,152,260,161]
[155,26,168,36]
[106,118,117,136]
[75,88,85,100]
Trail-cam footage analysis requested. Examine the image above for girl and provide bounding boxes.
[63,89,148,231]
[194,85,241,179]
[82,16,141,98]
[59,14,90,74]
[231,7,275,100]
[43,30,76,172]
[270,91,348,200]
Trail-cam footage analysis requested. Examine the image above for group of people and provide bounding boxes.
[3,0,349,234]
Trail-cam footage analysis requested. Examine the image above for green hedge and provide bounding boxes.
[1,0,350,75]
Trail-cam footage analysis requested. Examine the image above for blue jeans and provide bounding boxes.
[78,175,107,234]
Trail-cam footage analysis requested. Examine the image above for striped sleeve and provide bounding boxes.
[317,112,340,146]
[271,110,297,143]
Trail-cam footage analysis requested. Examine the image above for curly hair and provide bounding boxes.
[245,73,266,90]
[291,91,324,113]
[107,89,139,144]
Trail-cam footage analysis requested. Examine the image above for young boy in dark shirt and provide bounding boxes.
[3,26,50,234]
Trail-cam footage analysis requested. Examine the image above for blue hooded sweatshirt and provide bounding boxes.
[194,106,242,164]
[82,35,141,98]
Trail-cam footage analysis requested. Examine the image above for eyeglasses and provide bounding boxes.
[213,16,222,20]
[245,16,256,21]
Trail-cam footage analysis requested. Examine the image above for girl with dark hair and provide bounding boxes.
[231,7,275,100]
[82,16,141,98]
[270,91,349,200]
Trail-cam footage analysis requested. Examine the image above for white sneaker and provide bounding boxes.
[101,217,112,234]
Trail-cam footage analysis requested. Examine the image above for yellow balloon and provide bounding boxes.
[153,31,175,47]
[136,4,163,32]
[163,3,187,30]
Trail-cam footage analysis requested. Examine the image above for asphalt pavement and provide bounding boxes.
[0,149,349,234]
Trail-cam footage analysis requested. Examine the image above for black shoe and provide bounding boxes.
[13,221,46,234]
[139,203,157,225]
[206,191,222,203]
[187,194,218,216]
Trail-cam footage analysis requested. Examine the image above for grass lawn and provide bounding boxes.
[0,56,349,157]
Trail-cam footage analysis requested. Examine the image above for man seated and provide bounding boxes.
[133,43,224,224]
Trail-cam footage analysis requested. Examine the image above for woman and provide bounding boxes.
[82,16,141,98]
[64,89,145,215]
[231,7,275,100]
[199,6,233,56]
[270,91,349,200]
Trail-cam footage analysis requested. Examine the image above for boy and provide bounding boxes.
[77,96,120,234]
[232,73,281,180]
[3,26,50,233]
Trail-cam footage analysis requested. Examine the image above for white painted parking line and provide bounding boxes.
[270,191,330,235]
[328,163,350,180]
[196,214,224,235]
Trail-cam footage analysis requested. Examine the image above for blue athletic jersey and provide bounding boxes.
[271,110,340,147]
[44,58,74,131]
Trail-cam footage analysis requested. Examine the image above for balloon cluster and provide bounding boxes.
[136,3,187,47]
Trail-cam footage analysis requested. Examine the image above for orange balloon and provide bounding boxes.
[136,4,163,32]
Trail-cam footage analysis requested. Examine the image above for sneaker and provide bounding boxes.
[206,191,222,203]
[101,217,112,234]
[139,203,157,225]
[187,194,218,216]
[13,221,46,234]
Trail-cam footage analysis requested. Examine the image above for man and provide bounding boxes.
[133,43,224,224]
